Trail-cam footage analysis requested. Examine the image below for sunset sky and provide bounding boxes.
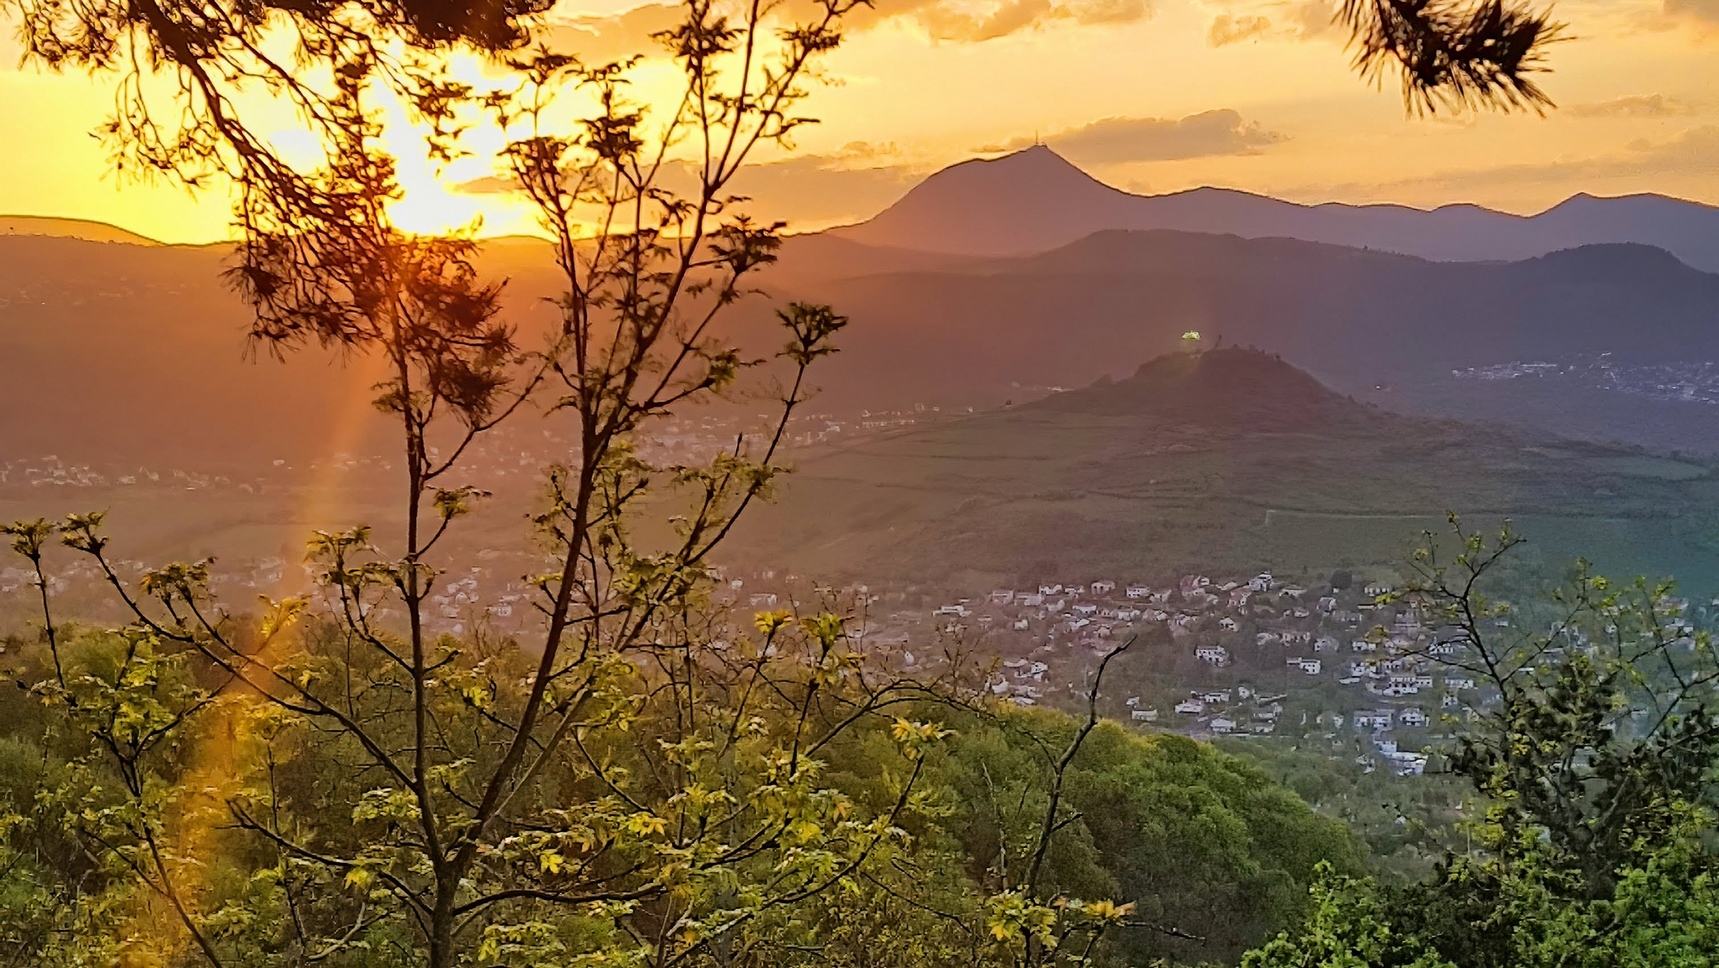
[4,0,1718,244]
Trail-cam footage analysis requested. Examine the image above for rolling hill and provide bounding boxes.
[761,230,1719,452]
[729,348,1719,592]
[7,223,1719,473]
[0,215,162,245]
[828,145,1719,271]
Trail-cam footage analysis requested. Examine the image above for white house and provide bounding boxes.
[1174,699,1206,715]
[1211,716,1237,734]
[1195,645,1230,665]
[1126,584,1151,599]
[1353,709,1394,730]
[1399,707,1429,727]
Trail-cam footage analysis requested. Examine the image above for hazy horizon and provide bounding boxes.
[7,0,1719,244]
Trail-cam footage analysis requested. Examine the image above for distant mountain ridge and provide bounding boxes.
[828,146,1719,271]
[731,345,1719,590]
[0,215,161,246]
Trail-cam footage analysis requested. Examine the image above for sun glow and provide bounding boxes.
[386,168,499,237]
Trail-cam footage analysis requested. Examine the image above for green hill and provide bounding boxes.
[730,347,1719,590]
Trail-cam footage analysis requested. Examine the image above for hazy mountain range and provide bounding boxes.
[7,148,1719,471]
[832,145,1719,271]
[762,231,1719,452]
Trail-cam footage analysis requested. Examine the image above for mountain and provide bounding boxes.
[0,215,162,246]
[828,146,1719,271]
[730,348,1719,591]
[760,229,1719,452]
[7,225,1719,474]
[1033,346,1370,427]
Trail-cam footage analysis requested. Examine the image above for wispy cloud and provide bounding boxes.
[540,3,687,64]
[1292,125,1719,201]
[456,142,925,228]
[1665,0,1719,27]
[1568,94,1692,119]
[1208,13,1273,46]
[1201,0,1342,47]
[538,0,1157,57]
[978,110,1286,163]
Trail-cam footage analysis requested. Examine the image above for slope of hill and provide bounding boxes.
[758,229,1719,452]
[729,349,1719,591]
[828,146,1719,271]
[0,215,161,245]
[1034,347,1370,426]
[7,224,1719,475]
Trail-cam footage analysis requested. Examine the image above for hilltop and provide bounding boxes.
[0,215,161,246]
[1032,346,1371,427]
[828,146,1719,271]
[761,229,1719,452]
[729,349,1719,590]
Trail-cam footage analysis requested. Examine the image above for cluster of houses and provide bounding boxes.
[1,456,173,489]
[936,570,1517,775]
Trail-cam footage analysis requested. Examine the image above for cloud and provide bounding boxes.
[979,110,1286,163]
[1208,13,1273,45]
[456,142,924,228]
[1201,0,1341,47]
[540,3,686,64]
[1294,125,1719,201]
[915,0,1153,40]
[1569,94,1691,119]
[1290,0,1342,38]
[1623,124,1719,171]
[1665,0,1719,25]
[538,0,1156,57]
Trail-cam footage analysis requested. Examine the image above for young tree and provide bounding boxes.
[5,1,974,965]
[1244,518,1719,968]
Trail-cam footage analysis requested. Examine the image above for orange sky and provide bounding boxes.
[4,0,1719,244]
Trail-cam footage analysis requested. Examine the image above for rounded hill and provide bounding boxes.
[1031,346,1369,428]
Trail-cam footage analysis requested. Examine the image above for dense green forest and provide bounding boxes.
[1,521,1716,967]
